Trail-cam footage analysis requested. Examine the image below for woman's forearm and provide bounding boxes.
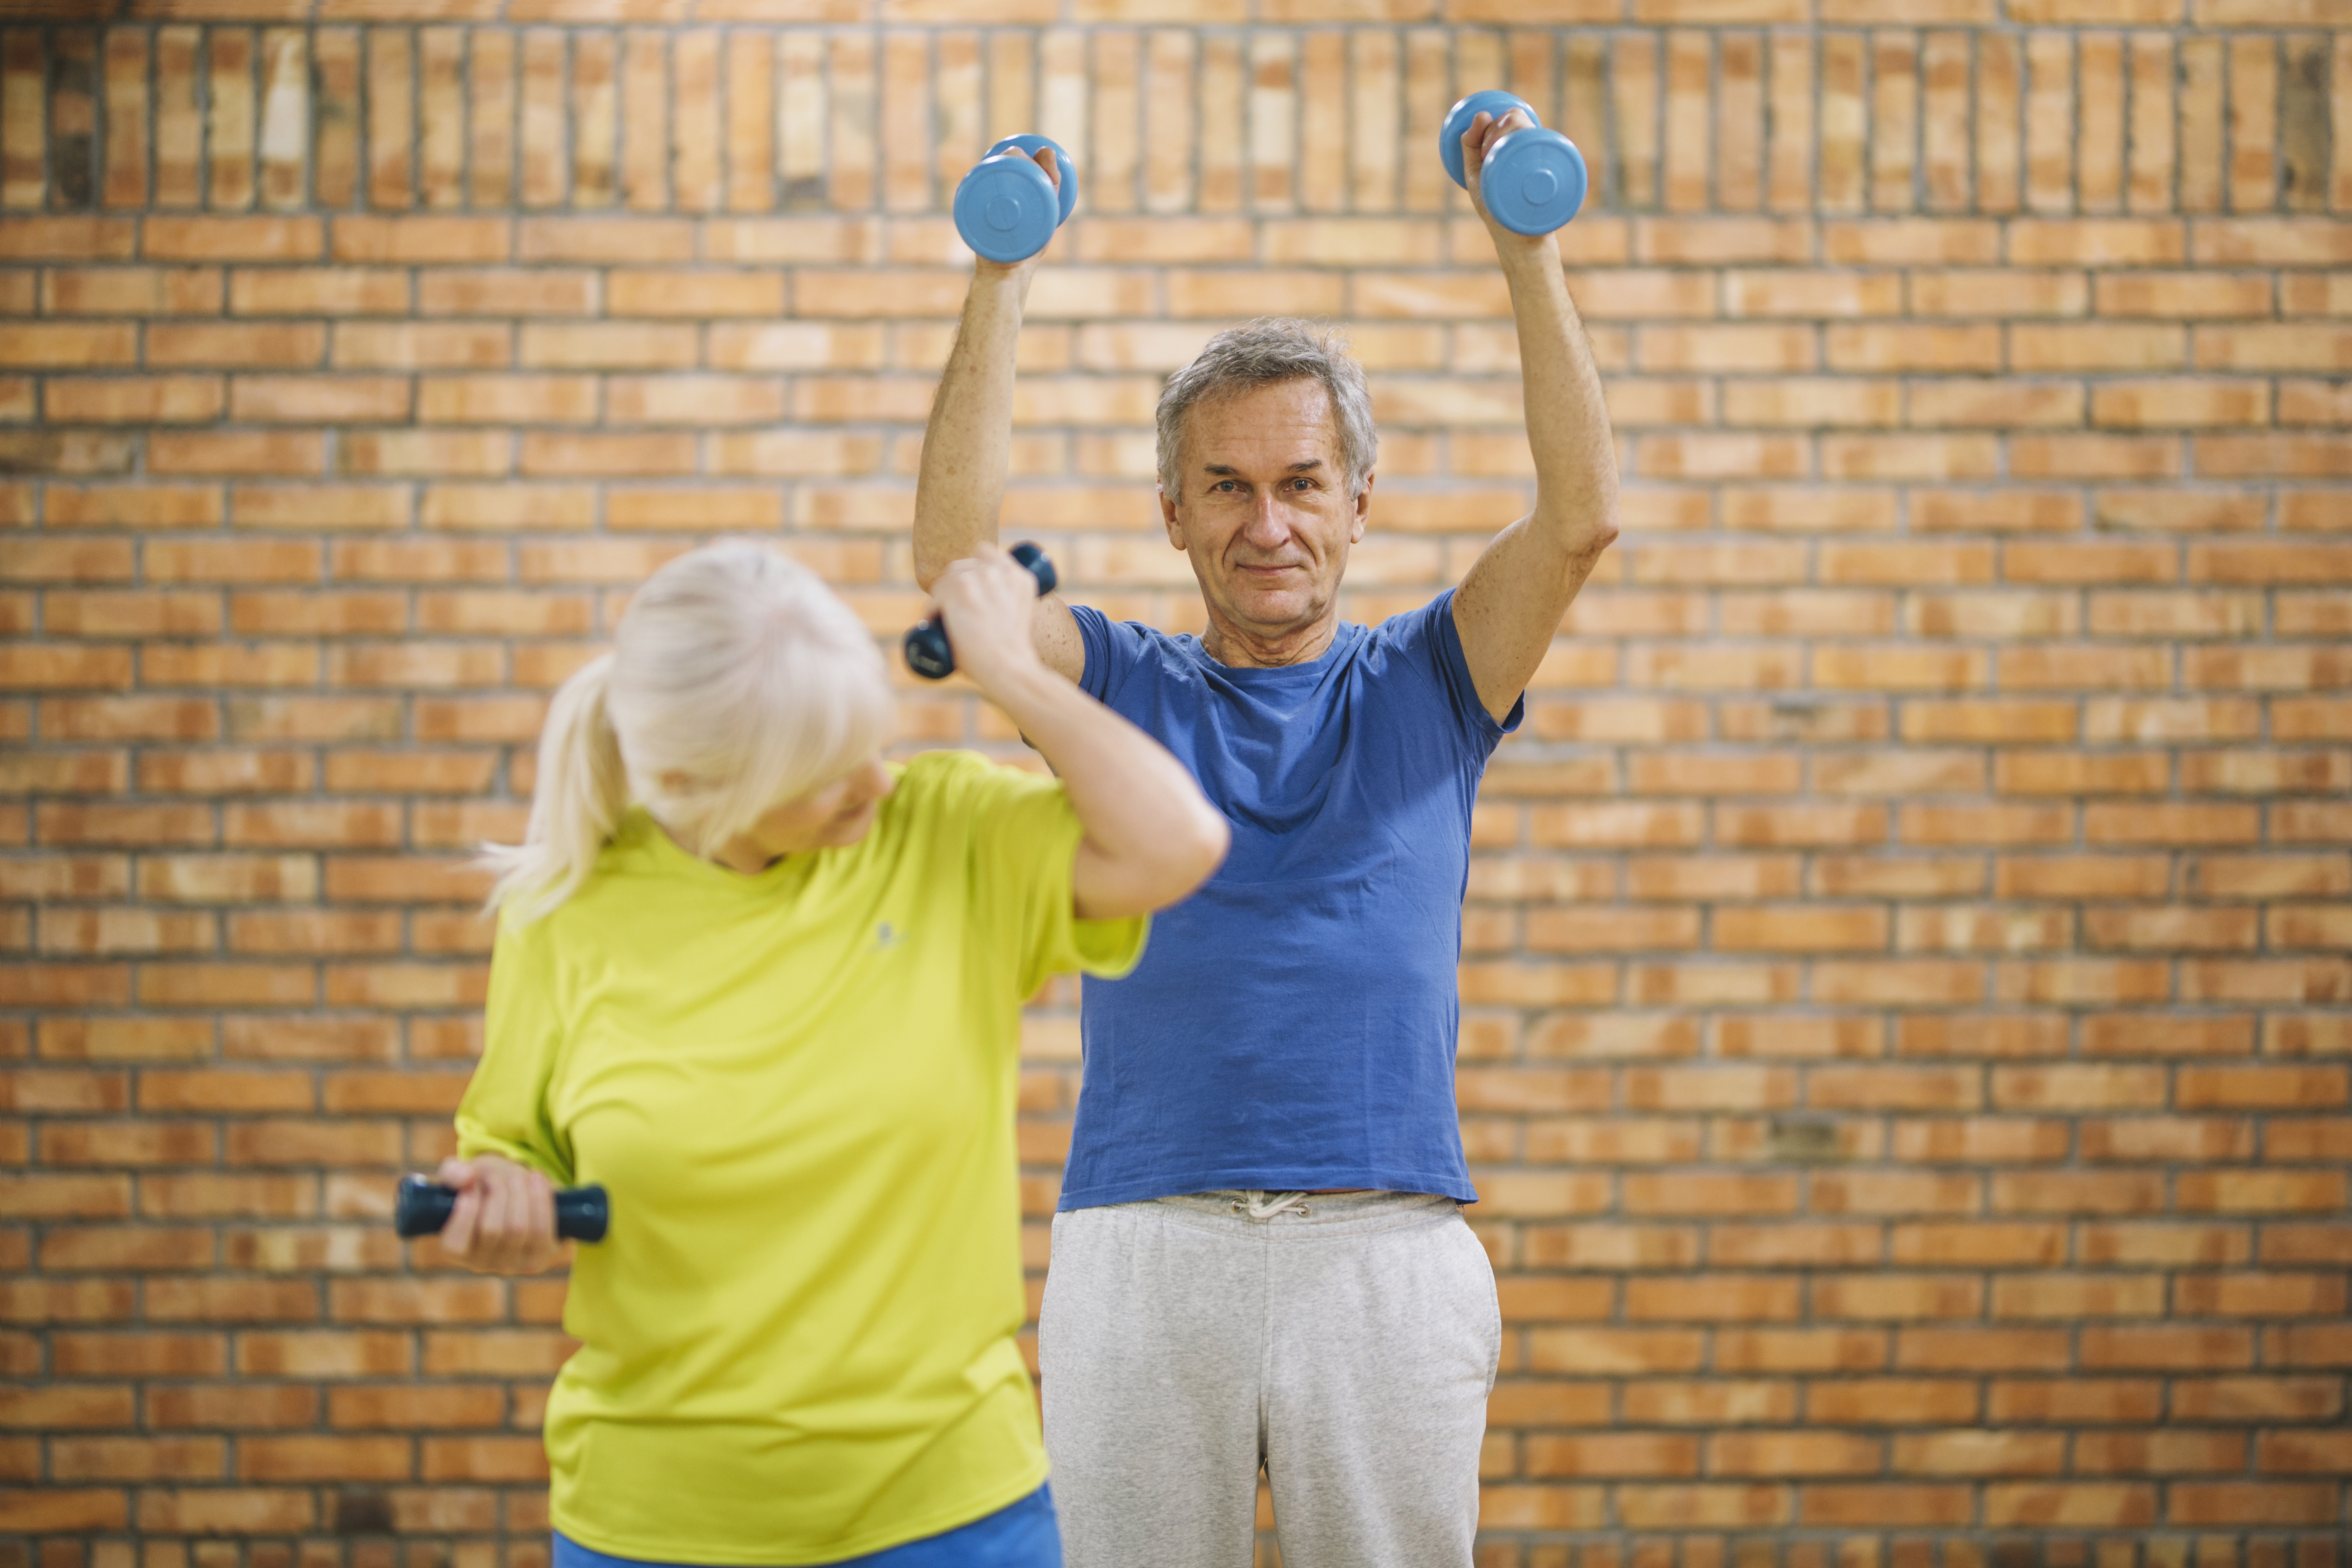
[984,663,1228,919]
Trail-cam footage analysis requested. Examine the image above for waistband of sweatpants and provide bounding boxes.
[1115,1188,1462,1238]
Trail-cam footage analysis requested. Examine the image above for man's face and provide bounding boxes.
[1160,379,1371,651]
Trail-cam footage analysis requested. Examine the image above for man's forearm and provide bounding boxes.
[1503,252,1618,552]
[913,269,1032,589]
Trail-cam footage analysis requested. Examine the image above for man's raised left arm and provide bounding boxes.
[1448,109,1620,724]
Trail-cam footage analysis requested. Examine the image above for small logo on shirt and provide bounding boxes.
[873,922,902,951]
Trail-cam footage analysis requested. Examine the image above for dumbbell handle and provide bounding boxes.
[905,543,1058,680]
[393,1173,610,1242]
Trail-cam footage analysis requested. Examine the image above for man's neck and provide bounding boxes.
[1199,612,1341,670]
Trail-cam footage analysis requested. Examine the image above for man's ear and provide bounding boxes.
[1349,469,1374,545]
[1160,488,1186,551]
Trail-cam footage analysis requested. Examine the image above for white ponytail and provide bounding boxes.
[481,542,893,921]
[480,654,626,922]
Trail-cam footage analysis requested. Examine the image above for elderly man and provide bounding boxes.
[912,110,1618,1568]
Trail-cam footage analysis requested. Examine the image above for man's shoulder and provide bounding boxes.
[1069,602,1199,685]
[1071,602,1188,647]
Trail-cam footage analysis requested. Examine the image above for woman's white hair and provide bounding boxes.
[481,541,893,921]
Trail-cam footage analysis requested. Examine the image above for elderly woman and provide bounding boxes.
[432,540,1227,1568]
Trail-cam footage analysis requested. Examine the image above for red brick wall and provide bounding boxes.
[3,2,2350,1562]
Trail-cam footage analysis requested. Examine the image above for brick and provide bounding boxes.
[516,322,698,371]
[332,323,510,371]
[2096,270,2271,317]
[1524,1432,1697,1479]
[1912,268,2087,316]
[2013,323,2187,371]
[1890,1222,2064,1266]
[326,1385,503,1429]
[330,216,510,263]
[1890,1430,2067,1476]
[2178,1065,2347,1108]
[1710,1431,1879,1477]
[146,323,326,369]
[2171,1380,2342,1428]
[2010,219,2186,266]
[418,376,598,424]
[133,1487,314,1532]
[230,377,412,424]
[1825,323,2002,372]
[2197,324,2352,373]
[0,217,134,260]
[42,267,220,315]
[417,267,598,316]
[143,217,322,261]
[1813,1274,1984,1320]
[237,1435,411,1483]
[0,1489,126,1530]
[2167,1482,2336,1526]
[1896,1328,2071,1373]
[2079,1222,2248,1266]
[0,324,136,369]
[1987,1378,2164,1424]
[227,268,407,315]
[2093,378,2269,427]
[146,432,325,478]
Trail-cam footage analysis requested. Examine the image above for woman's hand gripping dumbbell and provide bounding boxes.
[1442,90,1587,236]
[905,542,1057,680]
[952,135,1078,264]
[395,1156,607,1273]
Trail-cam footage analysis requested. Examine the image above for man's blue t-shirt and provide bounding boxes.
[1061,590,1521,1211]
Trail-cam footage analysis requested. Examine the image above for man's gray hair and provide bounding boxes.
[1155,319,1379,502]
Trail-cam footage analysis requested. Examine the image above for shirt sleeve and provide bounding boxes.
[1068,603,1153,707]
[1391,588,1525,754]
[921,751,1149,1000]
[454,910,577,1185]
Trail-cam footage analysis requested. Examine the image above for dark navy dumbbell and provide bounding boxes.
[905,543,1057,680]
[1441,90,1586,236]
[393,1173,610,1242]
[952,135,1079,264]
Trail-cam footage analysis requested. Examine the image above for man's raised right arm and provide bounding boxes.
[913,161,1084,682]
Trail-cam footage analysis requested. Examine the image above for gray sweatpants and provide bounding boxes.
[1039,1190,1500,1568]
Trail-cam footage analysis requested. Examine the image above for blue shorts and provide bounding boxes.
[552,1485,1061,1568]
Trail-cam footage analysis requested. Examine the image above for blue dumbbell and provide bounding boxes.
[952,135,1080,264]
[1440,90,1586,236]
[393,1173,609,1242]
[905,543,1057,680]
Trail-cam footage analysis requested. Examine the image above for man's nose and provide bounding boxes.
[1243,490,1290,545]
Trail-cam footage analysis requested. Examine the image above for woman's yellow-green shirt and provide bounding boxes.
[455,751,1147,1566]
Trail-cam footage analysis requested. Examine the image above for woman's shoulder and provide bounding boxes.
[892,747,1052,796]
[494,814,672,941]
[877,749,1057,835]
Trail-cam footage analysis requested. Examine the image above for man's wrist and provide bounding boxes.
[969,260,1036,298]
[1493,236,1563,283]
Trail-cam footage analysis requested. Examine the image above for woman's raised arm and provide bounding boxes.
[928,546,1229,920]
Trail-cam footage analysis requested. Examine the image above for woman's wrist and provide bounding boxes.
[964,646,1061,717]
